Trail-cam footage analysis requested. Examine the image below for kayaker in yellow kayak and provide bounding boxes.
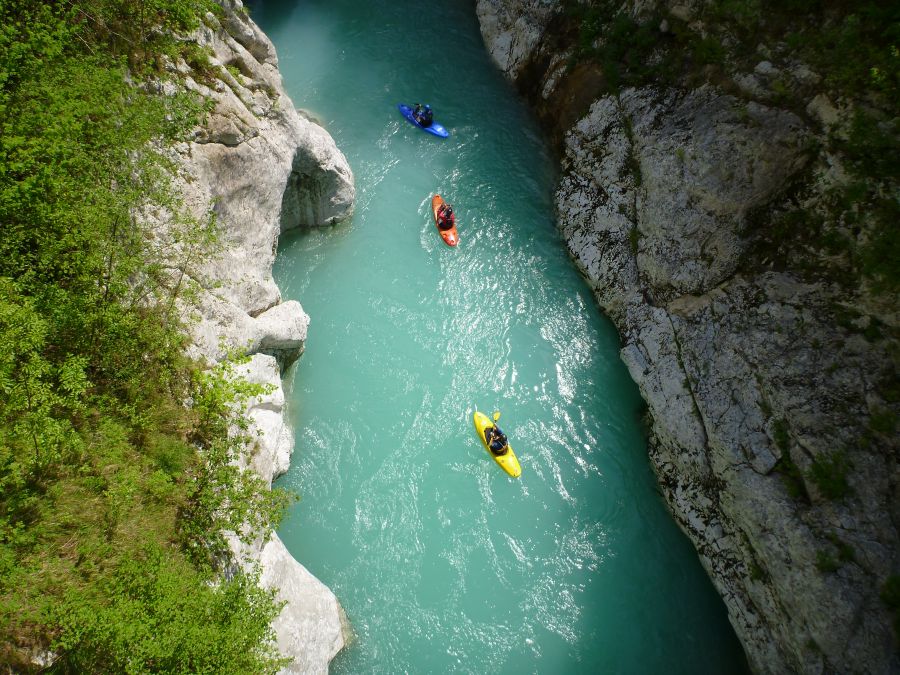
[484,422,508,455]
[473,410,522,477]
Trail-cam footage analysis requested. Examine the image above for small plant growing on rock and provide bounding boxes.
[775,452,809,502]
[816,550,840,573]
[749,560,768,582]
[629,227,642,254]
[881,575,900,639]
[225,64,243,81]
[869,406,897,435]
[815,528,857,574]
[808,450,852,500]
[832,536,855,563]
[772,418,790,452]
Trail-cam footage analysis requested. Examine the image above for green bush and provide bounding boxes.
[49,547,288,674]
[869,407,897,435]
[0,1,292,669]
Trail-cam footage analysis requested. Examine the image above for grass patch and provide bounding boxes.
[808,450,852,501]
[772,418,790,453]
[869,407,897,435]
[775,452,809,501]
[816,549,840,573]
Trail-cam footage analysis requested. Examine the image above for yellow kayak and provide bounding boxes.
[473,411,521,478]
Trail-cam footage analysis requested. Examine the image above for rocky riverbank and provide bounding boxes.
[477,1,899,673]
[164,1,354,671]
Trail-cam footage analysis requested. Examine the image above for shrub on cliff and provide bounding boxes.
[0,1,291,671]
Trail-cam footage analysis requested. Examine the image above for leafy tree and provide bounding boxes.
[0,1,294,670]
[49,546,288,674]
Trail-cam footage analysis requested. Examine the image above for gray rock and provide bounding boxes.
[560,86,810,300]
[475,0,559,78]
[556,89,897,672]
[806,93,841,131]
[160,2,355,672]
[478,6,899,673]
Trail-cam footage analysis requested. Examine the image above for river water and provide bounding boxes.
[254,0,747,672]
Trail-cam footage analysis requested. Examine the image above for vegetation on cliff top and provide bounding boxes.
[561,0,899,295]
[1,0,291,671]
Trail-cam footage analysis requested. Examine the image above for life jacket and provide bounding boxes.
[438,206,454,230]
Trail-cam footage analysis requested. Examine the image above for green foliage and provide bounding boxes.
[827,532,856,564]
[702,0,900,105]
[628,227,642,254]
[834,115,900,214]
[49,547,288,674]
[621,117,643,186]
[816,531,856,575]
[178,357,295,569]
[563,0,671,92]
[775,452,809,501]
[749,559,768,581]
[0,282,84,476]
[881,575,900,639]
[0,1,291,669]
[692,36,727,66]
[869,407,897,435]
[707,0,762,33]
[815,549,840,573]
[772,418,790,453]
[851,109,900,165]
[808,450,852,500]
[857,194,900,294]
[811,7,900,103]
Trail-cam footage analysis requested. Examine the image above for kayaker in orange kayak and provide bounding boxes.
[431,194,458,246]
[436,202,455,231]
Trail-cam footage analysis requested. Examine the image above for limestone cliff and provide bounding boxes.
[158,1,354,672]
[477,1,899,673]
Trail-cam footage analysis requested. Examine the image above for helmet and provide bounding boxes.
[424,104,431,110]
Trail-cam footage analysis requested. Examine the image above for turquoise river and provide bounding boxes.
[255,0,748,672]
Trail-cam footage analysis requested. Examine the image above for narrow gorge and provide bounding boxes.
[6,0,892,672]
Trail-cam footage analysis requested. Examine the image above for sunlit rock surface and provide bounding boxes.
[166,1,355,671]
[477,1,899,672]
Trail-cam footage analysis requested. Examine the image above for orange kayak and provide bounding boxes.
[431,195,458,247]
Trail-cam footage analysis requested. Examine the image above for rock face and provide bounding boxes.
[163,1,355,672]
[476,2,899,673]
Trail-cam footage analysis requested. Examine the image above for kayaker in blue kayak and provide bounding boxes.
[413,103,434,127]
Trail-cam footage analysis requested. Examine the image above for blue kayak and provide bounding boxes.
[397,103,449,138]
